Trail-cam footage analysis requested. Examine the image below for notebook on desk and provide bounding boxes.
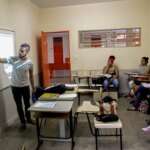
[39,93,59,101]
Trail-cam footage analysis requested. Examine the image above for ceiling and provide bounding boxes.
[30,0,123,8]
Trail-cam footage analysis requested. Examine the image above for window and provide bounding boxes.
[79,27,141,48]
[0,29,15,78]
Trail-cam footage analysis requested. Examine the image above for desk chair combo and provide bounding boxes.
[29,86,78,150]
[74,86,123,150]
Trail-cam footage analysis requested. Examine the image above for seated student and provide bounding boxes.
[103,55,119,91]
[99,96,118,115]
[139,57,150,74]
[128,80,149,111]
[96,96,118,122]
[128,57,150,96]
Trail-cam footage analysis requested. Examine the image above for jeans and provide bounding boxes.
[103,78,119,91]
[11,86,31,125]
[132,85,148,109]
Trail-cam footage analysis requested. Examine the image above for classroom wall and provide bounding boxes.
[39,0,150,70]
[0,0,39,130]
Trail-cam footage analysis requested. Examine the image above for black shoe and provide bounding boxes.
[146,120,150,125]
[127,107,138,111]
[19,124,26,130]
[27,119,34,124]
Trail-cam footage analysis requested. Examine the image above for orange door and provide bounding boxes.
[53,37,63,65]
[40,31,71,86]
[40,32,50,87]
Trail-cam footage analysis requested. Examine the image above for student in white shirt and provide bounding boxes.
[0,43,35,130]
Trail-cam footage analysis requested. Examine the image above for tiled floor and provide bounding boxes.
[0,96,150,150]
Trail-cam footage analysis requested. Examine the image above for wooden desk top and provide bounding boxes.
[125,72,150,77]
[125,72,150,82]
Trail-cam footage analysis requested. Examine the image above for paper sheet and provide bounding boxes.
[33,101,56,108]
[59,93,77,99]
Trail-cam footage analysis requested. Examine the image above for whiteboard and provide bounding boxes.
[0,29,15,90]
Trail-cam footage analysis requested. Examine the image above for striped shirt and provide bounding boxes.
[7,57,33,87]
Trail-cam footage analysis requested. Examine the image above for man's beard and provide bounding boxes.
[19,54,27,59]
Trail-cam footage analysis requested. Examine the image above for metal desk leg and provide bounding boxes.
[95,128,98,150]
[120,129,123,150]
[69,110,75,150]
[36,117,43,150]
[86,113,95,136]
[77,93,81,105]
[59,119,66,138]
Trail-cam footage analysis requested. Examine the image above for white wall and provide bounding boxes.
[0,0,40,129]
[39,0,150,70]
[8,0,40,74]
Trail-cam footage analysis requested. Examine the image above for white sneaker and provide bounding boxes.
[142,126,150,132]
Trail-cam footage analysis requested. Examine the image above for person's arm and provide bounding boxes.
[114,65,119,78]
[145,65,150,75]
[0,56,18,64]
[29,67,35,93]
[110,101,117,114]
[103,65,110,74]
[0,58,8,63]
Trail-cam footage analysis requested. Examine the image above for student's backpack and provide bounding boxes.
[96,114,119,122]
[45,84,66,94]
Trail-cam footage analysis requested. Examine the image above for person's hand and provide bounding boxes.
[107,59,113,67]
[106,63,111,69]
[32,87,36,94]
[112,75,118,79]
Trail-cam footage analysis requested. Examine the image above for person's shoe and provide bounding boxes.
[19,124,26,130]
[145,119,150,125]
[142,126,150,132]
[129,100,135,104]
[127,106,137,111]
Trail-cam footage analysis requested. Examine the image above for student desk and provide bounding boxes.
[38,92,77,138]
[125,72,150,82]
[76,88,99,105]
[73,75,91,87]
[29,101,75,150]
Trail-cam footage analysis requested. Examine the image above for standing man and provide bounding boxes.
[103,55,119,91]
[0,43,35,129]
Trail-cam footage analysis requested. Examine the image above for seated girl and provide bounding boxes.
[128,80,149,111]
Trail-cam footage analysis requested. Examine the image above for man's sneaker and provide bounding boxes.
[127,106,137,111]
[146,119,150,125]
[19,124,26,131]
[142,126,150,132]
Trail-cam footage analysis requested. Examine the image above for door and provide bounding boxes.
[50,32,71,83]
[40,32,50,87]
[40,31,71,86]
[53,37,63,65]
